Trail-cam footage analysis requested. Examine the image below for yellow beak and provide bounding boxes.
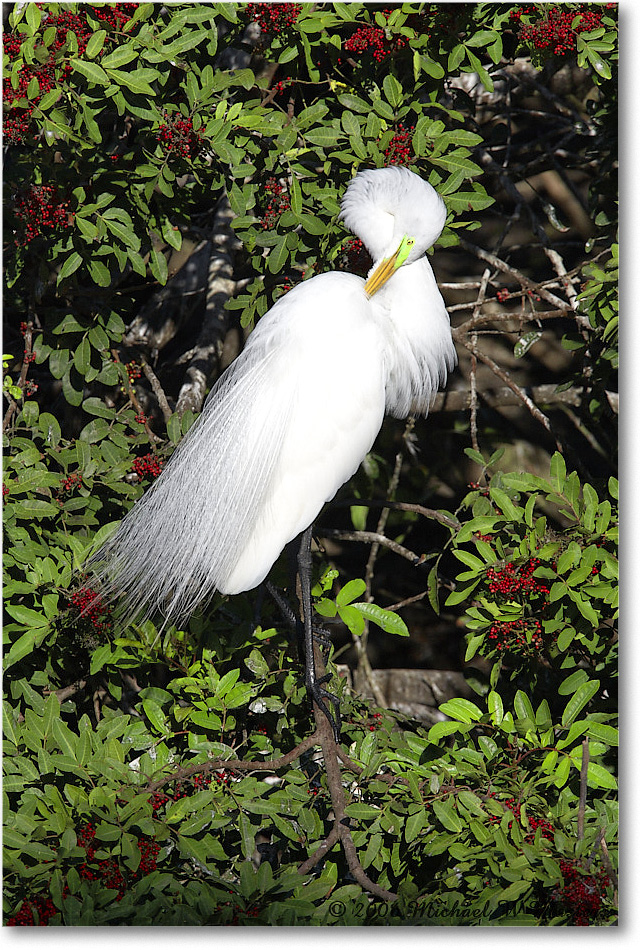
[364,235,415,298]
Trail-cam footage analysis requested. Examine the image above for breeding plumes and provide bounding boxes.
[87,166,457,729]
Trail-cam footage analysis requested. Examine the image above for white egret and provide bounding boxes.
[87,165,457,735]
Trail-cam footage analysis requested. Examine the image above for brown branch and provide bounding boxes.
[543,247,583,318]
[453,307,567,334]
[320,529,424,566]
[458,237,572,314]
[459,337,564,452]
[3,323,34,432]
[143,733,320,794]
[577,736,590,842]
[141,360,173,424]
[175,195,240,415]
[599,831,618,901]
[111,348,162,444]
[331,499,460,531]
[45,679,88,702]
[468,269,491,457]
[358,421,412,708]
[430,382,583,414]
[300,642,397,901]
[297,827,340,876]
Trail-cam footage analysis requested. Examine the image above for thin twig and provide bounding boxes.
[358,421,412,708]
[320,529,424,566]
[144,733,321,794]
[3,323,34,432]
[577,737,590,841]
[141,360,173,423]
[459,336,564,452]
[331,499,460,531]
[469,269,491,456]
[459,237,572,314]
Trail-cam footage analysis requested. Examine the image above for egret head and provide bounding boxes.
[340,166,447,296]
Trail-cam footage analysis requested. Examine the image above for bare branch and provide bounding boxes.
[176,195,241,414]
[141,360,173,424]
[458,237,573,314]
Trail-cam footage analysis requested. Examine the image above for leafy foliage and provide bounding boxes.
[3,2,617,927]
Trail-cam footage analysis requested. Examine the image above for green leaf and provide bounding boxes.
[337,93,370,114]
[74,337,91,375]
[85,29,108,58]
[70,59,110,85]
[432,798,462,833]
[341,111,361,137]
[267,234,289,274]
[404,808,427,843]
[487,690,503,725]
[100,45,140,68]
[550,452,566,491]
[562,680,600,727]
[352,602,409,636]
[105,67,156,95]
[150,247,168,285]
[336,579,366,607]
[142,698,168,735]
[382,74,403,108]
[57,252,83,283]
[4,629,39,668]
[514,690,535,725]
[428,721,465,742]
[439,697,481,723]
[585,722,618,745]
[5,604,49,627]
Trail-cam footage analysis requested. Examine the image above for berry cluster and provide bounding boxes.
[383,126,415,166]
[13,185,72,245]
[230,903,261,925]
[496,288,510,303]
[556,859,609,926]
[270,78,292,98]
[487,618,544,655]
[344,24,407,63]
[132,454,164,480]
[7,769,238,925]
[90,3,137,30]
[487,793,555,841]
[75,823,159,900]
[156,114,203,160]
[368,711,383,732]
[515,6,607,61]
[250,3,301,33]
[486,559,549,600]
[341,237,372,276]
[260,177,291,230]
[57,471,83,498]
[2,484,9,500]
[70,585,112,637]
[123,361,142,390]
[6,894,57,927]
[3,5,136,145]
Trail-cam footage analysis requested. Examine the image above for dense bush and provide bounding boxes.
[3,2,617,926]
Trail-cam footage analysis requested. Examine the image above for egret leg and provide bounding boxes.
[265,581,332,653]
[296,525,342,742]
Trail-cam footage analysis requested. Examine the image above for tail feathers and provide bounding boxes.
[86,347,294,627]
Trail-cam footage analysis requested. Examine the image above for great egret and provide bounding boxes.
[87,165,457,735]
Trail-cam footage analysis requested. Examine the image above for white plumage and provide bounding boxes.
[87,166,457,624]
